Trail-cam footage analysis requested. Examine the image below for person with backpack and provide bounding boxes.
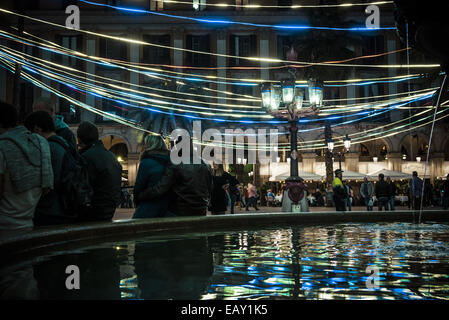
[136,141,213,217]
[24,111,88,225]
[0,103,53,233]
[133,134,171,219]
[77,121,122,222]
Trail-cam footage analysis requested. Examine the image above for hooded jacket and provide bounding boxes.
[54,115,77,151]
[79,140,122,215]
[137,157,213,216]
[0,126,53,193]
[133,149,171,218]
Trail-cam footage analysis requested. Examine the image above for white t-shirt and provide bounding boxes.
[0,149,42,232]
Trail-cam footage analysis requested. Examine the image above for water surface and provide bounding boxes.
[2,222,449,300]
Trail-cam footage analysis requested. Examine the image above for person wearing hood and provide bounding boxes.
[24,111,76,226]
[32,97,77,152]
[136,139,213,216]
[0,102,53,234]
[76,121,122,221]
[133,134,171,218]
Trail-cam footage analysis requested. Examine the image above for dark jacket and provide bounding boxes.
[34,135,76,226]
[222,172,240,197]
[388,182,397,197]
[210,175,228,213]
[375,180,390,198]
[137,159,213,216]
[443,180,449,198]
[133,150,171,219]
[54,115,77,152]
[79,140,122,219]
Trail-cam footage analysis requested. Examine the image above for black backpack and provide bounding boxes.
[49,136,93,217]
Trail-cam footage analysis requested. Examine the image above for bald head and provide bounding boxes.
[32,97,55,120]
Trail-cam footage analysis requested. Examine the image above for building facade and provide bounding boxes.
[0,0,448,186]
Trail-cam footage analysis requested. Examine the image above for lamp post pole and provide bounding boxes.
[288,119,299,180]
[260,50,322,211]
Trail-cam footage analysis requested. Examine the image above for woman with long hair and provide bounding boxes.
[133,134,171,218]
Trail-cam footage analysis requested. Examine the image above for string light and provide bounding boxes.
[0,50,272,119]
[78,0,396,31]
[0,45,435,133]
[2,54,443,153]
[1,30,430,92]
[0,45,264,113]
[0,9,440,69]
[159,0,393,9]
[4,47,430,126]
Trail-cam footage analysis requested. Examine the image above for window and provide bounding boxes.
[231,81,254,98]
[59,84,81,124]
[229,35,257,67]
[150,0,164,11]
[107,0,121,6]
[142,35,171,65]
[278,0,292,9]
[193,0,206,11]
[277,35,292,60]
[55,35,83,123]
[186,35,211,67]
[360,144,370,156]
[55,35,82,68]
[96,72,126,122]
[362,35,385,58]
[99,38,128,62]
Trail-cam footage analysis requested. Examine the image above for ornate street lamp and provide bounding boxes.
[260,50,322,212]
[327,134,352,170]
[260,81,321,182]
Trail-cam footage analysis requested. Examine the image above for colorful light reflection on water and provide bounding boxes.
[6,222,449,300]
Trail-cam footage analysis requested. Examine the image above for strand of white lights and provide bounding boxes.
[0,8,440,69]
[78,0,396,31]
[3,30,437,113]
[322,87,438,103]
[214,104,449,152]
[217,99,439,149]
[2,46,434,138]
[0,58,160,135]
[0,45,264,112]
[5,45,430,126]
[1,30,429,92]
[0,30,261,102]
[161,0,393,9]
[14,47,429,121]
[3,53,444,152]
[0,50,272,119]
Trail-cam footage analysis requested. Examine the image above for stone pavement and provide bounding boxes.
[113,205,416,221]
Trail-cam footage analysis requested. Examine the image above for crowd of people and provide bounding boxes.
[2,99,449,235]
[0,100,122,235]
[330,169,449,212]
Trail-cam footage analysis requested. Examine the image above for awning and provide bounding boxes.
[271,171,323,181]
[368,169,413,180]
